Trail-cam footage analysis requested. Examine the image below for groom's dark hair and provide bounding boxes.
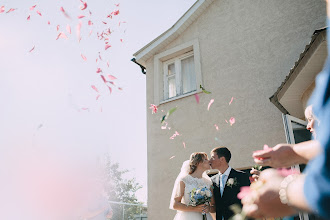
[212,146,231,163]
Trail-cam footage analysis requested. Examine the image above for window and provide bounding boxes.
[153,39,202,105]
[163,52,196,100]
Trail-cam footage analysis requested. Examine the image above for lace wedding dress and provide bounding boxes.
[173,175,213,220]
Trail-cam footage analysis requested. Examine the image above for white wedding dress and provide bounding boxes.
[173,175,213,220]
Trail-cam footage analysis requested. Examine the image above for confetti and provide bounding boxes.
[60,7,70,19]
[30,5,37,10]
[96,95,101,100]
[120,39,123,43]
[91,85,99,93]
[76,21,82,41]
[183,142,186,148]
[169,156,175,160]
[229,97,234,105]
[27,15,31,20]
[194,94,200,104]
[100,75,107,83]
[6,8,16,13]
[161,122,168,129]
[105,45,111,50]
[96,68,102,73]
[29,46,35,53]
[229,117,235,126]
[36,10,42,16]
[56,32,68,40]
[170,131,180,140]
[0,6,4,13]
[107,61,110,67]
[149,104,158,114]
[214,124,219,130]
[102,21,107,25]
[81,54,87,61]
[107,86,112,94]
[113,10,119,16]
[225,120,228,124]
[66,24,71,34]
[207,99,214,111]
[47,21,50,25]
[107,75,117,80]
[77,15,85,19]
[57,25,60,31]
[88,20,93,26]
[115,3,120,7]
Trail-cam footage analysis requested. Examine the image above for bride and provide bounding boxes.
[169,152,215,220]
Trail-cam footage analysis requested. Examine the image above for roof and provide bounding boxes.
[270,28,327,118]
[133,0,215,67]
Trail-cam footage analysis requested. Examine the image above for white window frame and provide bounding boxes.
[153,39,202,105]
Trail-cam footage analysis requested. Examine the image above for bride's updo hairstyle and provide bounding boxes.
[189,152,207,174]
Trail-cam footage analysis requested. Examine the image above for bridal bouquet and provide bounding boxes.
[189,187,212,220]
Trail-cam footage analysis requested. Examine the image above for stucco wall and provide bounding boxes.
[144,0,326,219]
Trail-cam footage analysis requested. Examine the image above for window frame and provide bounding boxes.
[153,39,202,105]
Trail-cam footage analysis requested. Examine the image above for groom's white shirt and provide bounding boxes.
[219,166,231,195]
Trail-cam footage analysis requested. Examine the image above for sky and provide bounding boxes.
[0,0,197,205]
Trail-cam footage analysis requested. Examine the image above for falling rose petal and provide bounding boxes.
[100,75,107,83]
[120,39,123,43]
[27,15,31,20]
[98,54,103,60]
[183,142,186,148]
[107,75,117,81]
[170,131,180,140]
[105,44,111,50]
[36,10,42,16]
[115,3,120,7]
[169,156,175,160]
[214,124,219,130]
[149,104,158,114]
[48,21,50,25]
[0,6,5,13]
[79,2,87,10]
[76,21,82,41]
[229,97,234,105]
[89,10,92,15]
[66,24,71,34]
[161,122,168,130]
[113,10,119,15]
[56,32,68,40]
[77,15,85,19]
[107,86,112,94]
[91,85,99,93]
[6,8,16,13]
[96,58,98,63]
[81,54,87,61]
[194,94,200,104]
[102,21,107,24]
[96,95,101,100]
[81,108,89,111]
[57,25,60,31]
[237,186,251,200]
[96,68,102,73]
[118,87,123,90]
[229,117,235,126]
[88,20,93,26]
[30,5,37,10]
[225,120,228,124]
[60,7,70,19]
[207,99,214,111]
[89,30,92,36]
[29,46,35,53]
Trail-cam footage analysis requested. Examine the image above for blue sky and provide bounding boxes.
[0,0,196,204]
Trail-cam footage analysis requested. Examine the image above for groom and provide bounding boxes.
[209,147,250,220]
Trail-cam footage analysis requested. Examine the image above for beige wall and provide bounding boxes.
[145,0,326,219]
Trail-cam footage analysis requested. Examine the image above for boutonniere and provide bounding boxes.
[226,177,238,188]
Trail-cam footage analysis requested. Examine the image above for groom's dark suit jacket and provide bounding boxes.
[211,169,250,220]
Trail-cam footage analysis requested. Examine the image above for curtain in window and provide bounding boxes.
[168,63,176,98]
[181,56,196,94]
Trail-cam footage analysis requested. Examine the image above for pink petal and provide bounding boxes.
[27,15,31,20]
[81,54,87,61]
[60,7,70,19]
[207,99,214,111]
[107,86,112,94]
[161,122,168,129]
[225,119,228,124]
[229,97,234,105]
[214,124,219,130]
[56,32,68,40]
[81,107,89,111]
[98,54,103,60]
[96,68,102,73]
[6,8,15,13]
[100,75,107,83]
[66,24,71,34]
[30,5,37,10]
[76,21,82,41]
[118,87,123,90]
[91,85,99,93]
[102,21,107,24]
[77,15,85,19]
[194,94,200,104]
[113,10,119,15]
[105,44,111,50]
[88,20,93,26]
[0,6,5,13]
[89,30,92,36]
[229,117,235,126]
[57,25,60,31]
[36,10,42,16]
[29,46,35,53]
[183,142,186,148]
[79,2,87,10]
[169,156,176,160]
[107,61,110,67]
[149,104,158,114]
[120,39,123,42]
[96,95,101,100]
[107,75,117,80]
[115,3,120,7]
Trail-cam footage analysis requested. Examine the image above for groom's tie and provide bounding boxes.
[220,174,226,196]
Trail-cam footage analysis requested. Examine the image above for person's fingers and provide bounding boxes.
[252,174,259,180]
[250,169,260,175]
[243,204,264,218]
[254,158,271,166]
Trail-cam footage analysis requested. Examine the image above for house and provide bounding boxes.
[133,0,326,219]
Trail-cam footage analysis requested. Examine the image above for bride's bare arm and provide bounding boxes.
[172,181,205,212]
[209,187,216,213]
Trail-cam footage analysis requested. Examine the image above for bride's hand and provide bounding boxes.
[194,204,208,213]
